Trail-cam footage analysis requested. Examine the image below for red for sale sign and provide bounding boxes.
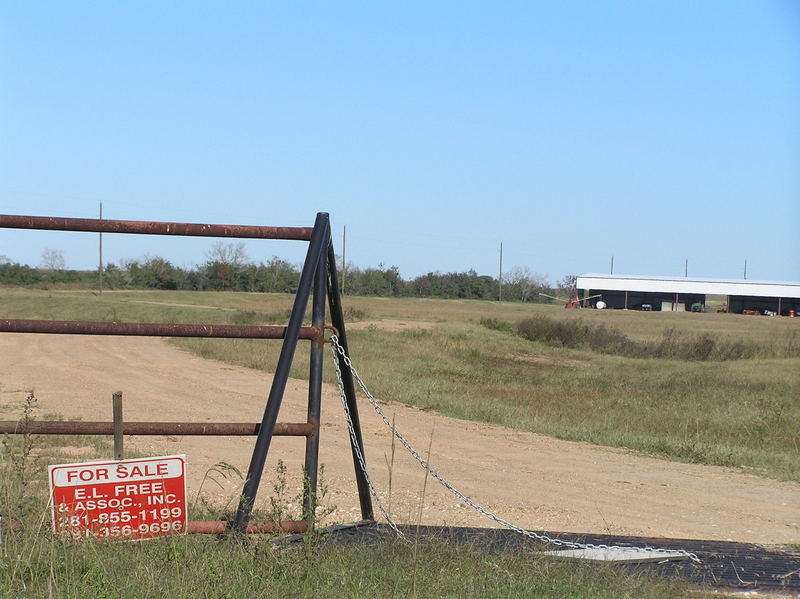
[49,454,188,541]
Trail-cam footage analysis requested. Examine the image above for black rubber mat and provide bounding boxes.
[321,523,800,593]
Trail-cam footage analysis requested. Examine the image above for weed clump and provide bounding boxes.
[478,317,513,334]
[1,392,45,524]
[343,306,368,321]
[516,316,633,353]
[502,316,799,361]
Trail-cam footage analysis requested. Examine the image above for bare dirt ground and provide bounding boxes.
[1,333,798,544]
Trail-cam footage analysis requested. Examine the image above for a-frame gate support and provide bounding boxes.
[233,212,374,531]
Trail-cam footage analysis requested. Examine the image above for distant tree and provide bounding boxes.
[126,256,180,289]
[206,242,248,266]
[0,261,41,285]
[506,266,549,302]
[201,242,251,290]
[359,267,392,296]
[383,265,402,295]
[260,257,300,293]
[40,248,65,271]
[339,258,358,295]
[0,241,572,303]
[101,263,128,289]
[557,275,577,293]
[343,264,404,297]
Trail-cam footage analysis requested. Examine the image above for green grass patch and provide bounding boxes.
[0,402,708,599]
[1,533,705,599]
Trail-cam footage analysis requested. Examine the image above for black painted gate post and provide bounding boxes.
[302,238,326,525]
[326,243,375,521]
[232,213,330,533]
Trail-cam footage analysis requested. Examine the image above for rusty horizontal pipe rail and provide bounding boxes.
[0,319,320,340]
[188,520,308,534]
[0,214,313,241]
[0,421,316,436]
[0,518,310,535]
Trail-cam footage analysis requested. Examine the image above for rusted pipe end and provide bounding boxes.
[188,520,309,534]
[308,325,325,344]
[322,324,340,344]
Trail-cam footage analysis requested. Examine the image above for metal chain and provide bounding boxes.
[329,338,407,540]
[329,334,700,563]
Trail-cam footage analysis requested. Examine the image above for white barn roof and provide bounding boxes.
[576,274,800,299]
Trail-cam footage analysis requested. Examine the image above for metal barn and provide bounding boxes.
[576,274,800,315]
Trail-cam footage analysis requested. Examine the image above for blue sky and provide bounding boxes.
[1,1,798,283]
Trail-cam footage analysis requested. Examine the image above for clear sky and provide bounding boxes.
[1,1,798,283]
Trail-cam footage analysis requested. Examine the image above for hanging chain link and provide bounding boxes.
[329,337,406,540]
[329,334,700,563]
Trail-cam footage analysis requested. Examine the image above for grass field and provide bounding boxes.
[0,412,708,599]
[1,287,798,481]
[1,536,703,599]
[0,287,792,597]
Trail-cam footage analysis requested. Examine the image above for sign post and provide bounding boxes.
[49,455,187,541]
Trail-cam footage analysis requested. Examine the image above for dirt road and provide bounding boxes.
[1,333,797,544]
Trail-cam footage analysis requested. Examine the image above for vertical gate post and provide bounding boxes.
[302,248,326,526]
[326,243,375,521]
[112,391,123,460]
[232,213,330,533]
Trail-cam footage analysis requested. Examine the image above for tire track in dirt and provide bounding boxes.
[1,333,797,543]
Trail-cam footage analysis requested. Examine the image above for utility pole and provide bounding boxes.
[743,259,747,280]
[685,259,688,278]
[498,242,503,302]
[341,226,346,295]
[98,202,103,295]
[610,255,614,275]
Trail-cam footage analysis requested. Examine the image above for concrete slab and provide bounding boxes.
[543,548,691,563]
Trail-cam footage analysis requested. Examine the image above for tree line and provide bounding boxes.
[0,244,575,302]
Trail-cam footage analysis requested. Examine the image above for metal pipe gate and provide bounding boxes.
[0,212,374,533]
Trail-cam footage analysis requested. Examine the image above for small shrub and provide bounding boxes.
[343,306,368,322]
[1,392,48,528]
[516,316,597,349]
[479,317,513,334]
[513,315,792,362]
[681,335,714,361]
